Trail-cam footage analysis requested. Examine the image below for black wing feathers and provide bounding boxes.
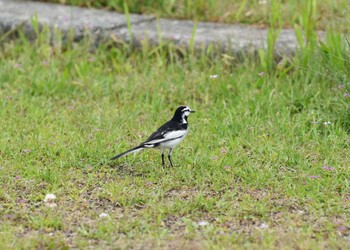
[143,120,187,143]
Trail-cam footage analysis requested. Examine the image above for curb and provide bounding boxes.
[0,0,307,56]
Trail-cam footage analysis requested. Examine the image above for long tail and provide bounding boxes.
[110,145,145,160]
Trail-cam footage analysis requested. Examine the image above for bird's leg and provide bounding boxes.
[168,149,174,167]
[161,148,165,166]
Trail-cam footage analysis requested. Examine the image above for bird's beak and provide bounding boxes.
[190,110,196,113]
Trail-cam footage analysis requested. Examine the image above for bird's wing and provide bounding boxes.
[142,121,187,145]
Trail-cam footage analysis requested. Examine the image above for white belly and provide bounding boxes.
[159,135,187,149]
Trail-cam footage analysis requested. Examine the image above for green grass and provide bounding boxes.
[1,20,350,249]
[41,0,350,32]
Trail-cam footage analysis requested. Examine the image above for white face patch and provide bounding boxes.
[180,107,192,123]
[183,110,191,116]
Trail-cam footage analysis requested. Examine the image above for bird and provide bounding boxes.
[111,106,195,167]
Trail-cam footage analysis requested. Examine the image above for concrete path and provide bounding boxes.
[0,0,301,56]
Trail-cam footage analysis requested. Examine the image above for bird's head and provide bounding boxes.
[172,106,195,123]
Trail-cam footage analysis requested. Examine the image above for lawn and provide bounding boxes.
[1,3,350,249]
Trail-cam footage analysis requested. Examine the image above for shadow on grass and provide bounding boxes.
[104,161,156,177]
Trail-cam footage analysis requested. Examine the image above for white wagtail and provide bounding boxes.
[111,106,195,166]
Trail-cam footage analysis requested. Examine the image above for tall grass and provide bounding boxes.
[258,0,282,74]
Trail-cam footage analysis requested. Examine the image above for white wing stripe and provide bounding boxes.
[144,130,188,145]
[163,130,188,139]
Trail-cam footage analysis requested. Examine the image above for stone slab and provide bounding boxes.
[0,0,312,56]
[129,19,299,55]
[0,0,154,41]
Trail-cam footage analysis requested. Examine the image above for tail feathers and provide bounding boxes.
[111,145,144,160]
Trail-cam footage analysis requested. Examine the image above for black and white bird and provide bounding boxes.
[111,106,195,166]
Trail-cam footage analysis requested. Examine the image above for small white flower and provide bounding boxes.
[173,34,181,40]
[45,203,57,208]
[258,0,267,4]
[198,221,209,226]
[259,223,269,229]
[44,194,56,203]
[99,212,109,218]
[209,74,218,79]
[323,121,331,125]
